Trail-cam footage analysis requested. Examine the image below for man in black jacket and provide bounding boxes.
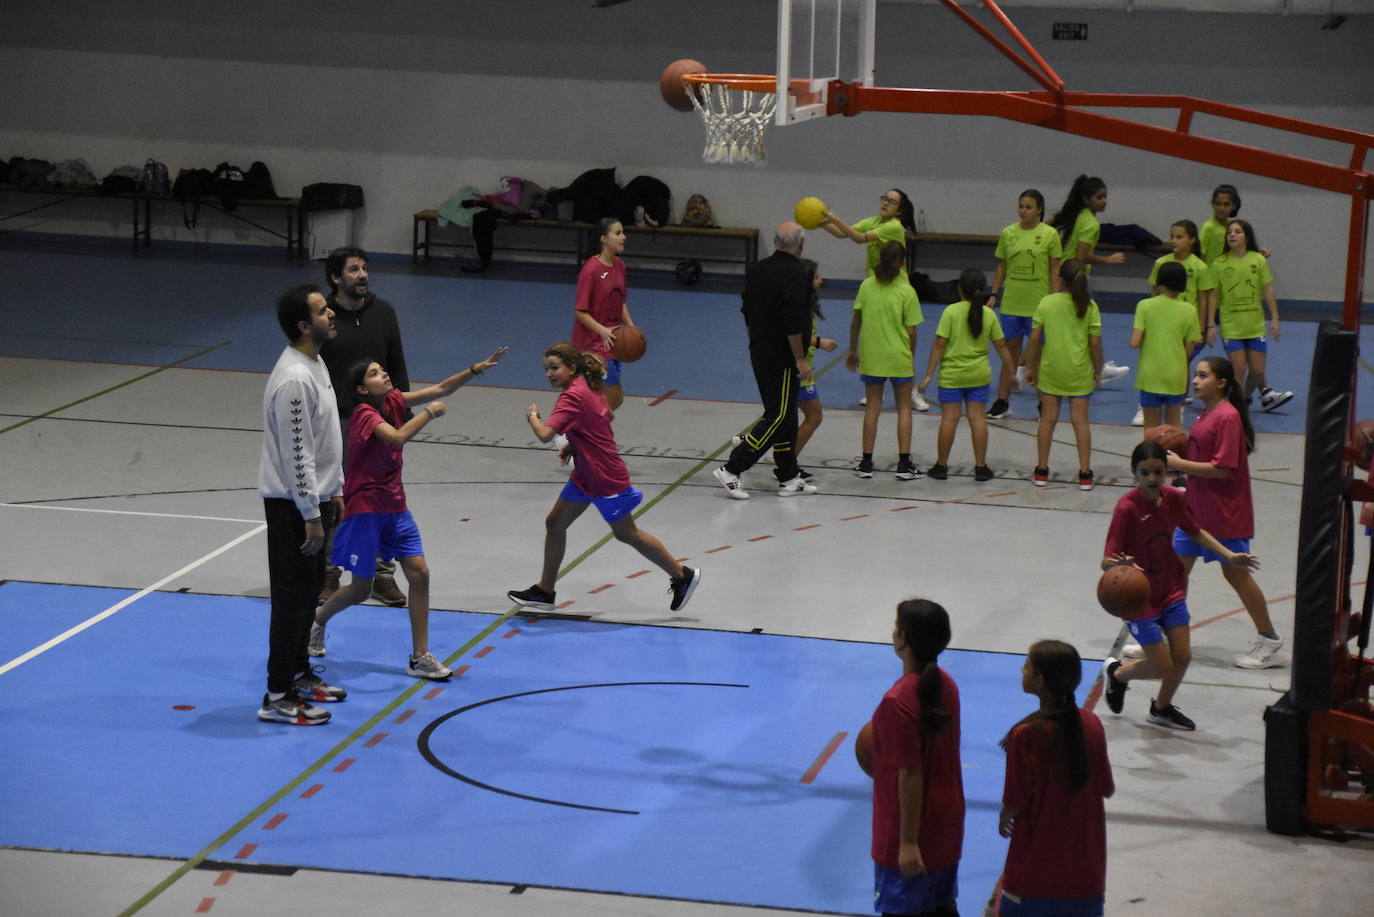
[317,247,411,607]
[712,222,818,500]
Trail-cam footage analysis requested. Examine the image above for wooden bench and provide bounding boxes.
[412,210,759,270]
[0,183,304,256]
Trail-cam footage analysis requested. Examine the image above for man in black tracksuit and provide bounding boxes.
[712,222,818,499]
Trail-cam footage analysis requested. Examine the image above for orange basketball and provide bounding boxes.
[1144,423,1188,455]
[855,721,874,777]
[610,324,647,363]
[1097,564,1150,619]
[659,59,707,112]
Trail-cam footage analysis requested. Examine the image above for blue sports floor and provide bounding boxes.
[0,581,1020,916]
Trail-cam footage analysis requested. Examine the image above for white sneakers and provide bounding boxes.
[777,476,819,496]
[713,466,749,499]
[912,392,930,412]
[1130,406,1145,427]
[1100,361,1131,384]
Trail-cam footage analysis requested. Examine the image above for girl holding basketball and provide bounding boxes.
[821,189,929,412]
[918,268,1011,482]
[869,598,964,917]
[1208,219,1292,412]
[1129,261,1200,431]
[995,640,1113,917]
[1101,441,1259,731]
[310,346,508,680]
[1023,259,1103,491]
[506,342,700,614]
[1164,357,1284,669]
[987,189,1062,420]
[573,217,635,413]
[847,241,925,480]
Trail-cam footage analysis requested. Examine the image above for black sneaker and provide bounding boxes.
[854,458,874,479]
[927,463,948,480]
[293,666,347,703]
[987,399,1011,419]
[257,691,331,725]
[895,459,924,481]
[668,565,701,612]
[1102,658,1127,714]
[1148,700,1196,731]
[507,584,556,610]
[974,465,993,482]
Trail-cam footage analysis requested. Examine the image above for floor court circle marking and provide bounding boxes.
[416,681,749,815]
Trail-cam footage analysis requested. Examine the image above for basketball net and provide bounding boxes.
[683,74,777,166]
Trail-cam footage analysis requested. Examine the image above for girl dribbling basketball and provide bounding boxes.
[573,217,636,413]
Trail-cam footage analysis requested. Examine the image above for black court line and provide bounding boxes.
[416,681,749,815]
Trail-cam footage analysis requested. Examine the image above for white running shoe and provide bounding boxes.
[1131,406,1145,427]
[859,395,868,406]
[1015,364,1035,393]
[713,465,749,500]
[308,622,327,657]
[407,651,452,680]
[777,476,819,496]
[1121,642,1145,659]
[912,392,930,412]
[1233,634,1284,669]
[1259,388,1294,412]
[1100,361,1131,383]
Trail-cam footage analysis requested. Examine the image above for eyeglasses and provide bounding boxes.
[879,196,900,205]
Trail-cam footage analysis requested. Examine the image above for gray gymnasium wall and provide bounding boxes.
[1,0,1370,302]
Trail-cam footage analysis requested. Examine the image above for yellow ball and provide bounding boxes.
[794,196,827,230]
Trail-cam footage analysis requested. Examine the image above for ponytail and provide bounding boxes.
[1060,258,1091,319]
[543,341,607,390]
[1173,219,1202,258]
[958,267,988,338]
[874,240,906,284]
[1000,640,1091,795]
[896,599,953,734]
[1050,175,1105,245]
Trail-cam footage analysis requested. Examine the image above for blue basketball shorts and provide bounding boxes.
[1138,390,1186,408]
[330,510,424,578]
[1173,528,1250,564]
[999,313,1034,339]
[559,480,644,523]
[1125,599,1190,646]
[1223,337,1267,354]
[603,358,623,387]
[938,384,990,404]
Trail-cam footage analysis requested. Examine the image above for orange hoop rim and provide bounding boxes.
[681,72,779,94]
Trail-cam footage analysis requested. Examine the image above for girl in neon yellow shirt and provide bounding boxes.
[1049,176,1126,271]
[987,189,1061,420]
[1209,219,1292,412]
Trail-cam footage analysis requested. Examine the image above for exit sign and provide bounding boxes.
[1053,22,1088,40]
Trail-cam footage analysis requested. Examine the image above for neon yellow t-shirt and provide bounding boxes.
[854,275,923,376]
[1031,293,1101,396]
[995,222,1063,316]
[1199,217,1228,267]
[1149,253,1216,316]
[1213,250,1273,341]
[1133,294,1201,396]
[854,215,908,277]
[1066,209,1102,274]
[935,300,1004,388]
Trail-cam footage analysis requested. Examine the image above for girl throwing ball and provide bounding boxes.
[507,342,700,613]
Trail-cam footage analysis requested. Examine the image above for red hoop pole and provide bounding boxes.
[977,0,1065,92]
[934,0,1062,94]
[1344,187,1369,331]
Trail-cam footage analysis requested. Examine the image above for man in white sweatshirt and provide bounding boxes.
[257,285,347,724]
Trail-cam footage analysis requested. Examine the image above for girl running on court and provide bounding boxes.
[821,188,929,412]
[847,241,925,480]
[987,189,1062,420]
[1049,175,1130,384]
[996,640,1114,917]
[1209,219,1293,412]
[507,342,700,613]
[1129,261,1200,431]
[1024,259,1103,491]
[868,598,964,917]
[573,217,636,413]
[1101,441,1260,731]
[918,268,1011,482]
[310,347,508,680]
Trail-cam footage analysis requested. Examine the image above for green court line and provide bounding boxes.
[120,395,736,915]
[0,342,229,436]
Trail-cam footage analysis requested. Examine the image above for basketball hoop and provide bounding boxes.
[681,73,778,166]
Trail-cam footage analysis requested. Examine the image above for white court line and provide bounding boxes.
[0,522,266,678]
[0,502,261,524]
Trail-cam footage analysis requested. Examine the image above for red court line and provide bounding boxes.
[588,584,615,594]
[626,570,651,578]
[332,759,356,773]
[889,505,918,512]
[649,389,678,406]
[454,665,471,677]
[986,491,1016,498]
[748,535,774,541]
[394,709,416,724]
[841,514,869,521]
[1043,485,1068,491]
[502,629,521,638]
[262,813,287,831]
[423,686,444,700]
[195,898,215,914]
[300,784,324,799]
[475,646,495,657]
[555,600,576,609]
[364,733,388,748]
[213,870,235,886]
[794,524,821,531]
[799,731,849,784]
[705,545,732,553]
[233,844,257,859]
